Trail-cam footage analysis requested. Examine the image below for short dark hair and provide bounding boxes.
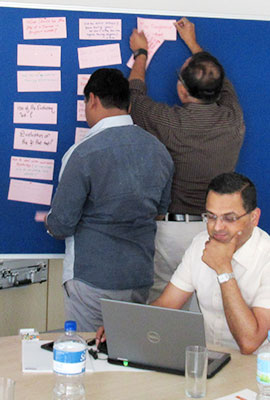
[84,68,130,111]
[207,172,257,213]
[180,52,225,103]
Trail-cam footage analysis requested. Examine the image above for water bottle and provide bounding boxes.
[257,331,270,400]
[53,320,87,400]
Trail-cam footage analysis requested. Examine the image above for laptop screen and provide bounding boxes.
[101,299,230,377]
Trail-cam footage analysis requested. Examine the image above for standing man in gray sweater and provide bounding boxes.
[46,68,174,331]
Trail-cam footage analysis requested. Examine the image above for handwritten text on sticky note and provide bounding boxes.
[77,100,86,122]
[13,102,57,124]
[10,156,54,181]
[14,128,58,152]
[137,17,176,40]
[17,70,61,92]
[79,19,121,40]
[77,74,91,96]
[23,16,67,39]
[127,36,163,69]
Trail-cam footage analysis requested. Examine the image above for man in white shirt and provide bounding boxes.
[153,172,270,353]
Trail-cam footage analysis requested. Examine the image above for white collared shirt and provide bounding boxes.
[171,226,270,350]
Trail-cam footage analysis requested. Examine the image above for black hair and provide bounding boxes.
[180,52,225,103]
[207,172,257,212]
[84,68,130,111]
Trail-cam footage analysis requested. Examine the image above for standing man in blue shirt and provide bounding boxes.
[45,68,174,331]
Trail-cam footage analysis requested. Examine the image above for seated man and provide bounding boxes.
[152,172,270,353]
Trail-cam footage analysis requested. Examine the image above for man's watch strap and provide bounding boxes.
[217,272,235,284]
[133,48,148,59]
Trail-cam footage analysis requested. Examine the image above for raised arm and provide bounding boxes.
[174,17,203,54]
[129,29,148,82]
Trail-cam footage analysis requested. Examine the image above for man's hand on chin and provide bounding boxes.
[202,230,242,274]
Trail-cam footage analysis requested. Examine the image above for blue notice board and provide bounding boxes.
[1,5,270,256]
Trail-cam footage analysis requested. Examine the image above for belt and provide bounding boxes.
[168,213,203,222]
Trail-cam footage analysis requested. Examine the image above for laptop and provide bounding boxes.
[101,299,231,378]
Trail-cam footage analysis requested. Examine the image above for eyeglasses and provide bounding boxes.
[176,70,187,87]
[202,211,250,224]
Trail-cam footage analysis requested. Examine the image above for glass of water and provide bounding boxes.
[0,377,15,400]
[185,345,208,398]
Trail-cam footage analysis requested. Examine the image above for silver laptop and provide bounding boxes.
[101,299,230,378]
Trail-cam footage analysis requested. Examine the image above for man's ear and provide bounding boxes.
[89,92,97,108]
[251,207,261,226]
[177,82,189,102]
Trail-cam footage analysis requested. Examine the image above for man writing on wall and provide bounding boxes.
[45,68,174,332]
[153,172,270,353]
[129,17,245,303]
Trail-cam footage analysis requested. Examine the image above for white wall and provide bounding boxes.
[2,0,270,20]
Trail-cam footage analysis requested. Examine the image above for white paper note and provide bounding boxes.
[17,44,61,67]
[77,100,86,122]
[77,74,91,96]
[79,18,121,40]
[78,43,121,69]
[13,102,57,124]
[17,70,61,92]
[8,179,53,206]
[9,156,54,181]
[14,128,58,153]
[23,16,67,40]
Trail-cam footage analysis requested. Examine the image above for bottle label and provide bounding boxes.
[53,348,86,375]
[257,355,270,385]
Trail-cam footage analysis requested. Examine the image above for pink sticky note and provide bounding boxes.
[8,179,53,206]
[77,74,91,96]
[127,36,163,69]
[17,44,61,67]
[23,16,67,40]
[13,128,58,153]
[17,70,61,92]
[78,43,121,69]
[34,211,48,222]
[137,17,177,40]
[77,100,86,121]
[79,18,121,40]
[9,156,54,181]
[75,127,90,144]
[13,102,57,124]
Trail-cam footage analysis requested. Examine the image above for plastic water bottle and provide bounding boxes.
[53,320,87,400]
[257,331,270,400]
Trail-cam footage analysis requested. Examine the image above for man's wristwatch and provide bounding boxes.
[133,48,148,59]
[217,272,235,284]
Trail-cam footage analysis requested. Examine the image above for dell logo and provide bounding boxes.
[147,331,161,344]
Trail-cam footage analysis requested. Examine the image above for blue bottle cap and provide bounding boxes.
[65,320,77,332]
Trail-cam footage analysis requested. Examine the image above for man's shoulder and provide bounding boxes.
[70,124,171,157]
[237,226,270,265]
[253,226,270,249]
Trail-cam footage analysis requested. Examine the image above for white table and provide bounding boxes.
[0,333,258,400]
